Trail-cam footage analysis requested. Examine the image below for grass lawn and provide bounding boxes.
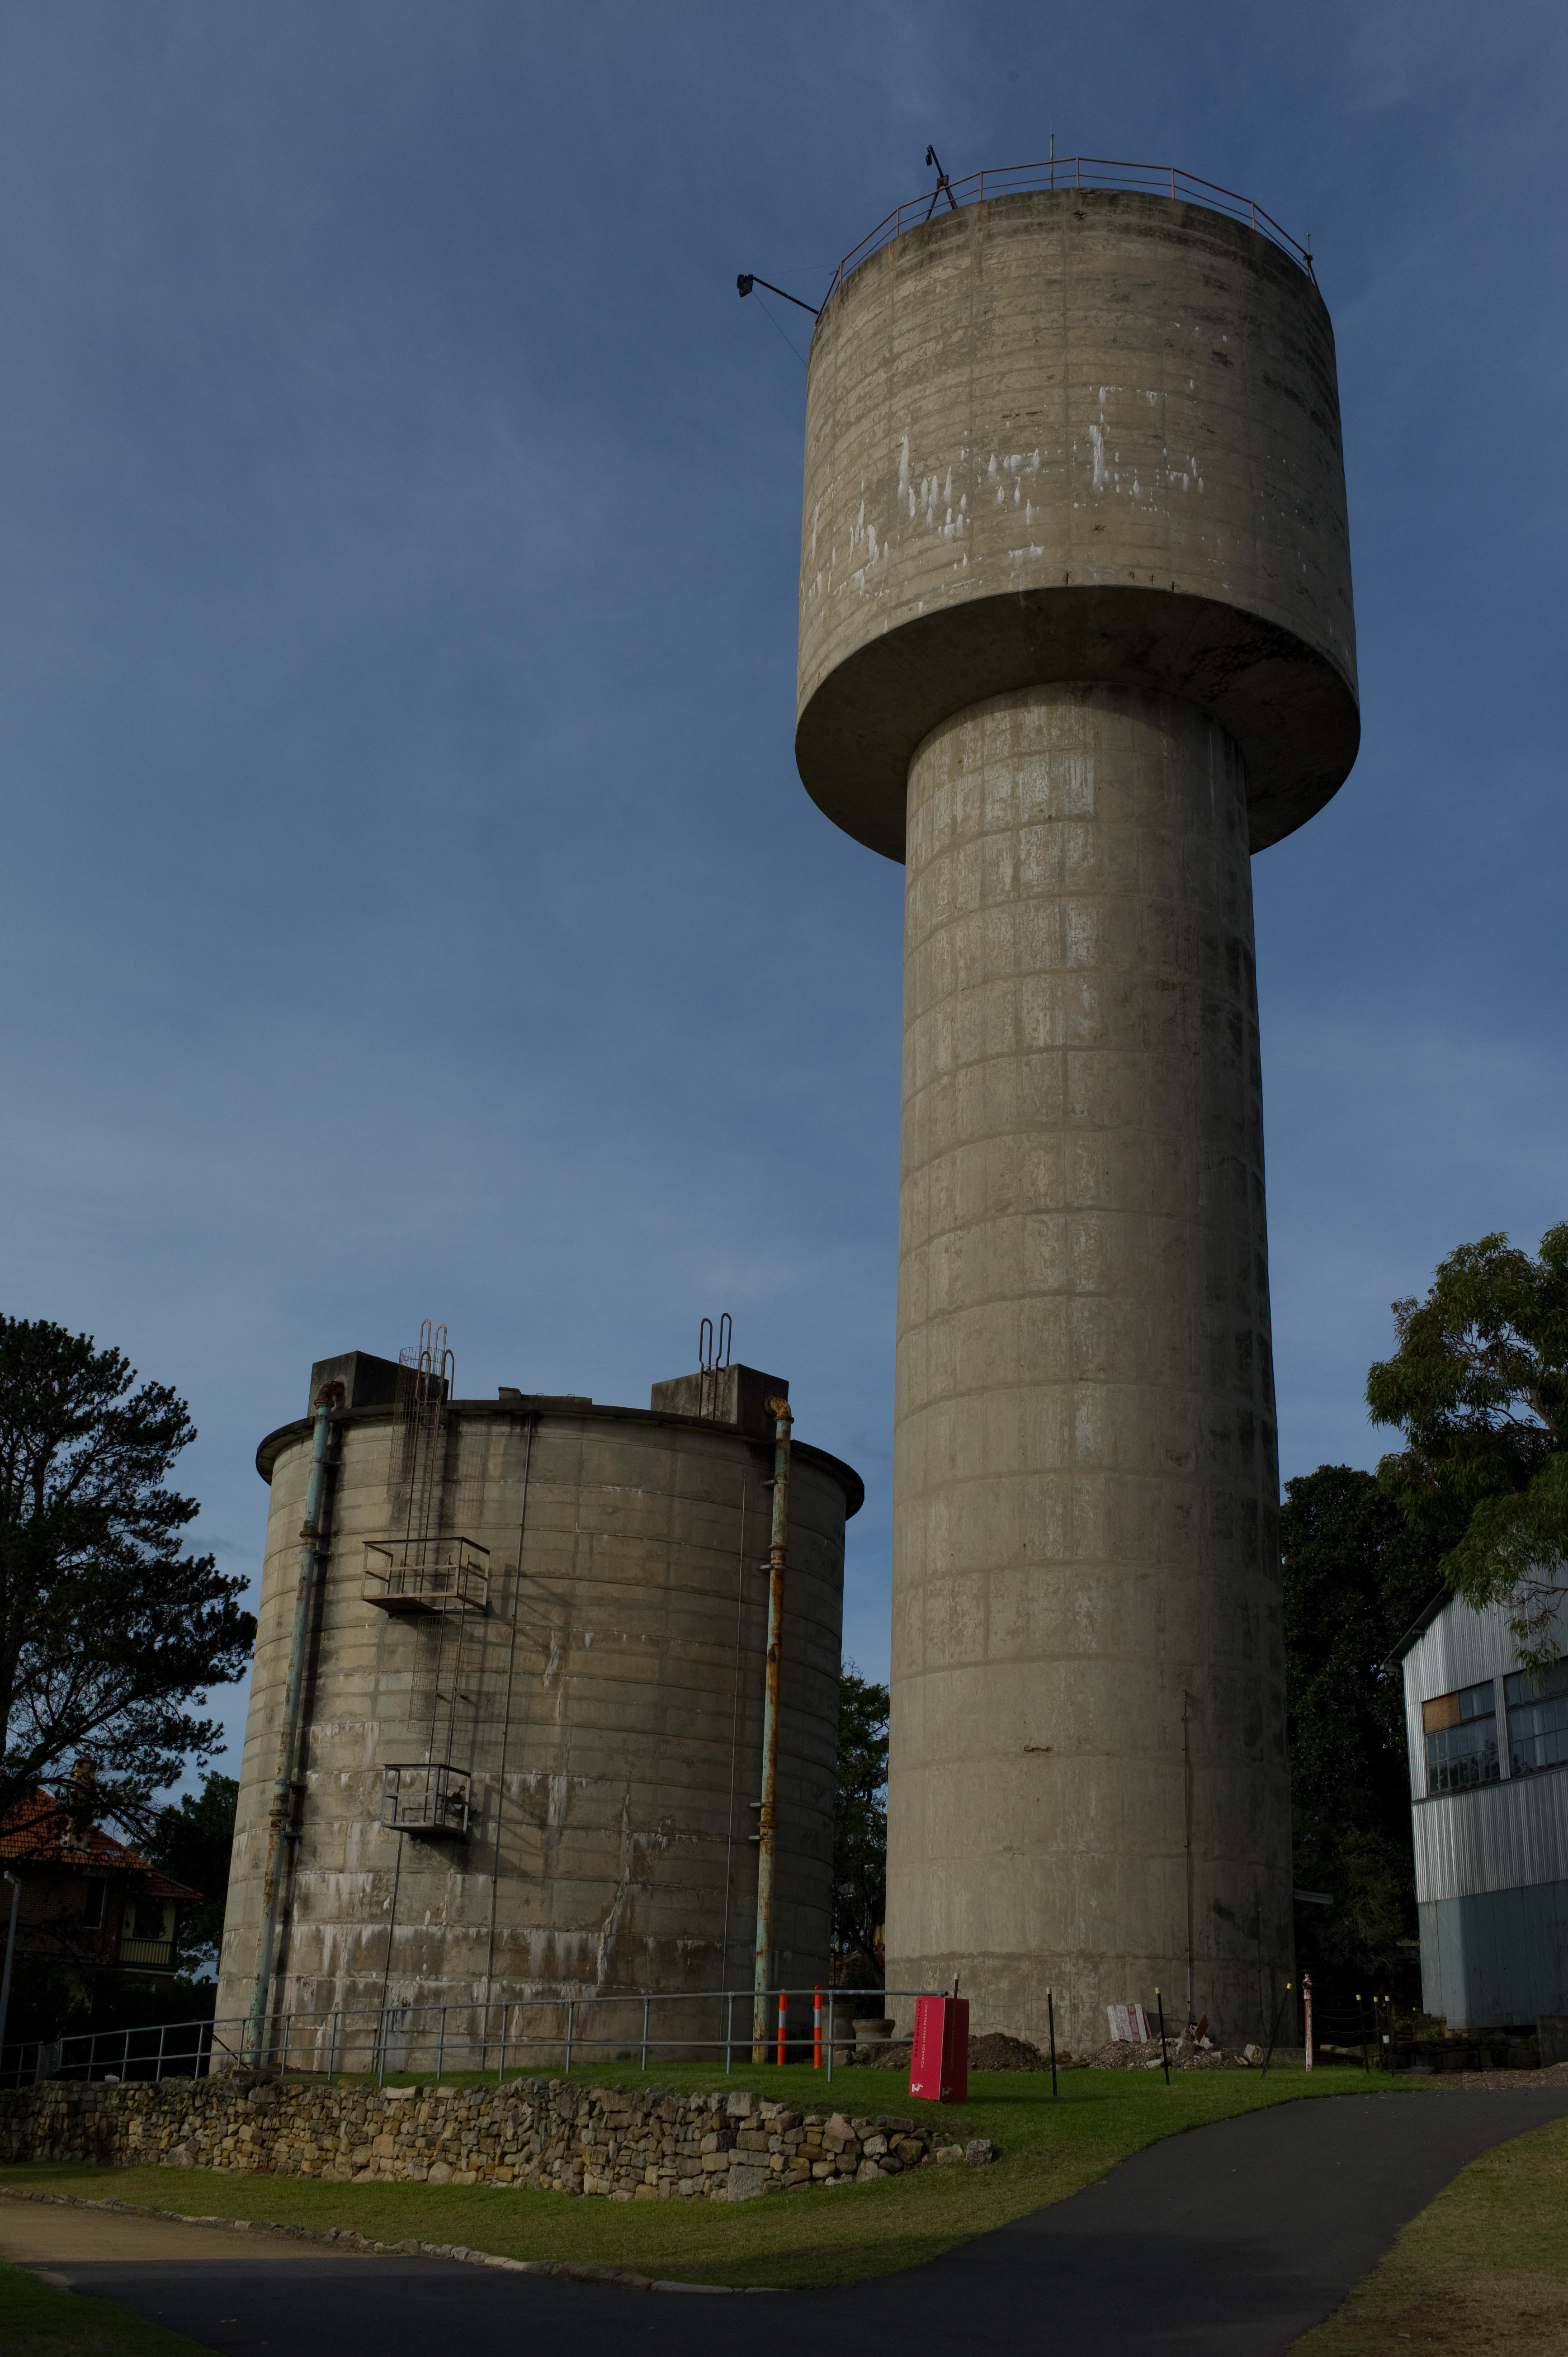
[1292,2113,1568,2354]
[0,2060,1409,2289]
[0,2263,212,2357]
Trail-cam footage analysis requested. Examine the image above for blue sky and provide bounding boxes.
[1,2,1563,1780]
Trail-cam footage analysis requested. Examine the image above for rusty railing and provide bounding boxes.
[822,155,1313,309]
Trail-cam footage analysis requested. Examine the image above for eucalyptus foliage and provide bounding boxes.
[1367,1226,1567,1671]
[831,1664,888,1983]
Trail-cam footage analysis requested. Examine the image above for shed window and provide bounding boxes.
[1422,1680,1500,1792]
[1505,1660,1568,1777]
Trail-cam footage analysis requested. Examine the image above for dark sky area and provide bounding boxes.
[0,2,1563,1775]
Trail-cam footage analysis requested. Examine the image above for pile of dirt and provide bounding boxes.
[847,2032,1061,2072]
[969,2033,1058,2071]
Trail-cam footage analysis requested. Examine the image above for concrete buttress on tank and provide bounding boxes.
[795,187,1358,2049]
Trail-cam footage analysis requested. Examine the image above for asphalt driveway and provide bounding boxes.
[8,2083,1568,2356]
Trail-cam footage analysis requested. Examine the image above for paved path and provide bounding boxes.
[10,2085,1568,2355]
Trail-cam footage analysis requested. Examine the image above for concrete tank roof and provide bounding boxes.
[796,187,1359,861]
[255,1393,865,1518]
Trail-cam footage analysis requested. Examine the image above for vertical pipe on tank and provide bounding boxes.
[751,1398,793,2060]
[245,1380,342,2059]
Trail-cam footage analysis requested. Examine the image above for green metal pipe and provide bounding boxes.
[751,1397,792,2060]
[245,1380,342,2060]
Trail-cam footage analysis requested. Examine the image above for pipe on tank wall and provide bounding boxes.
[751,1397,792,2060]
[245,1379,342,2059]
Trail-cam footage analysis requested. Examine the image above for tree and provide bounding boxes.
[1367,1225,1568,1668]
[143,1771,239,1976]
[831,1665,888,1985]
[0,1317,255,1837]
[1280,1466,1448,1997]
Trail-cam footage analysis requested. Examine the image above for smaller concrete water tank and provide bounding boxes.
[216,1347,861,2070]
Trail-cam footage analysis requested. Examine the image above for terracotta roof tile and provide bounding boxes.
[0,1789,202,1899]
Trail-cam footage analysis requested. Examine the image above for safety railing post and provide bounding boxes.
[814,1986,823,2070]
[725,1991,733,2073]
[826,1988,835,2085]
[566,1999,574,2077]
[641,1996,650,2073]
[156,2023,167,2082]
[378,2007,387,2089]
[436,2005,445,2083]
[498,2002,508,2085]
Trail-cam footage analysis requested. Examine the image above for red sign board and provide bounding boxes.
[910,1994,968,2102]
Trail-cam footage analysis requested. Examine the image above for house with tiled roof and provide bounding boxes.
[0,1786,202,1988]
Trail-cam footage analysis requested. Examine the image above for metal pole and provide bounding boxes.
[1303,1973,1314,2073]
[436,2005,445,2082]
[641,1996,649,2073]
[814,1986,822,2070]
[1155,1988,1169,2085]
[1182,1692,1196,2026]
[565,1999,574,2077]
[776,1988,786,2067]
[1048,1988,1058,2097]
[751,1397,792,2060]
[498,2002,507,2086]
[826,1988,835,2086]
[328,2011,338,2082]
[725,1990,733,2074]
[157,2022,168,2082]
[246,1382,342,2060]
[0,1874,21,2065]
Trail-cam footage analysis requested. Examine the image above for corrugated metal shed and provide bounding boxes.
[1395,1583,1568,2026]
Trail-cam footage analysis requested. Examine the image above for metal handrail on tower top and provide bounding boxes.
[822,155,1313,310]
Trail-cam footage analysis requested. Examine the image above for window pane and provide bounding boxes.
[1507,1660,1568,1775]
[1426,1712,1500,1792]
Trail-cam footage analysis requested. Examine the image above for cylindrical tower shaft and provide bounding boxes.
[895,682,1281,2046]
[793,182,1359,2050]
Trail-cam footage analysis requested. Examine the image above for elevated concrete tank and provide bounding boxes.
[795,180,1358,2049]
[216,1351,860,2068]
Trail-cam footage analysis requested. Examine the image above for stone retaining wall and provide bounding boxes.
[0,2077,991,2203]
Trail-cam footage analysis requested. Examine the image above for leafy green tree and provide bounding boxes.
[1280,1465,1447,1997]
[1367,1225,1568,1668]
[0,1318,255,1836]
[143,1771,239,1976]
[831,1665,888,1985]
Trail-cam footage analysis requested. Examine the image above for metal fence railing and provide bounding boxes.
[0,1986,934,2095]
[822,155,1313,308]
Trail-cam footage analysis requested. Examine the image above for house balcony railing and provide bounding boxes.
[363,1538,489,1614]
[118,1936,176,1971]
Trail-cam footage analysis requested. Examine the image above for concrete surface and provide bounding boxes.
[217,1382,860,2057]
[797,187,1357,861]
[15,2087,1568,2355]
[795,185,1358,2053]
[0,2201,358,2267]
[888,681,1289,2054]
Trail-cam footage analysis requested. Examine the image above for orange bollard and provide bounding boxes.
[814,1985,823,2069]
[777,1989,787,2066]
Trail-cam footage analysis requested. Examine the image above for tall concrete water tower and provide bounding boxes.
[793,168,1357,2049]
